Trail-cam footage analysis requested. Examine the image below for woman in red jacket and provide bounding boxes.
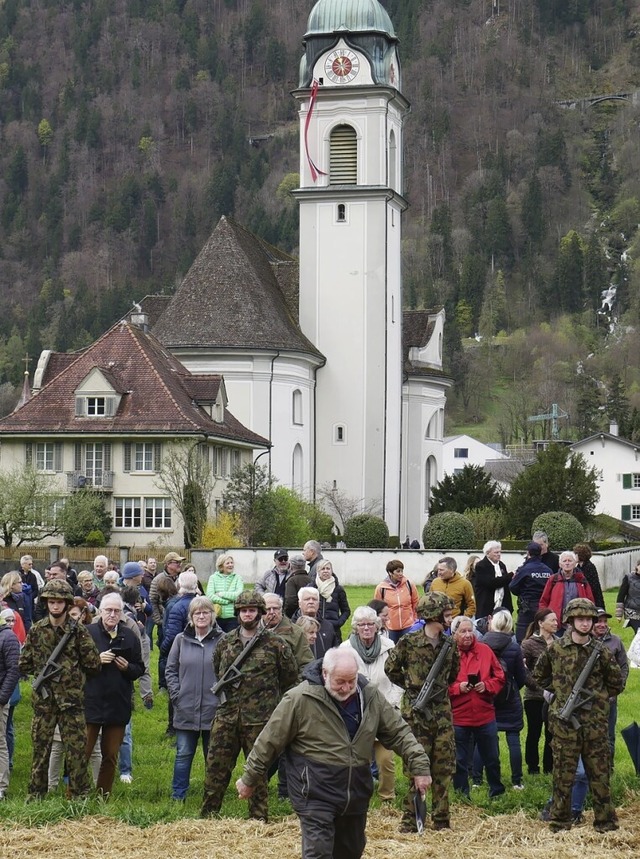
[449,616,505,798]
[373,560,418,643]
[538,551,594,630]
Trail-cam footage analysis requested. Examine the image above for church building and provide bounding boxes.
[151,0,450,541]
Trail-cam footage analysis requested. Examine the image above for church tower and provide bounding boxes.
[293,0,409,534]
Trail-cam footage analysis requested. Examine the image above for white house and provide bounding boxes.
[571,431,640,523]
[443,434,507,476]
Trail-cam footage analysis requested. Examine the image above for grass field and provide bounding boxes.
[2,586,640,829]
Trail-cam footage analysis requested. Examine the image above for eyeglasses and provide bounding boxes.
[356,622,376,628]
[193,610,212,616]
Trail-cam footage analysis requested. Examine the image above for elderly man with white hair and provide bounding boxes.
[237,647,432,859]
[341,606,401,802]
[538,551,595,630]
[473,540,514,621]
[85,592,144,796]
[91,555,109,591]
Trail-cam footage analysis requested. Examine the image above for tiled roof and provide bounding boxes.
[137,294,172,329]
[40,352,81,387]
[0,321,268,447]
[152,216,322,358]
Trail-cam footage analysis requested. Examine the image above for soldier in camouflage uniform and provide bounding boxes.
[19,580,101,799]
[385,591,459,831]
[534,597,623,833]
[201,590,299,820]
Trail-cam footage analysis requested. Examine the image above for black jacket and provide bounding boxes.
[474,557,513,619]
[0,625,20,705]
[84,621,144,725]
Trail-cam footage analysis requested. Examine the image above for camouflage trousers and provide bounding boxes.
[549,715,615,828]
[201,713,268,820]
[29,703,91,798]
[402,716,455,827]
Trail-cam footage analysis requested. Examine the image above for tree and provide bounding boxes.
[58,490,112,547]
[429,464,504,516]
[605,373,630,434]
[0,466,60,546]
[222,462,274,545]
[423,512,475,550]
[551,230,584,313]
[38,118,53,164]
[506,445,599,538]
[521,173,545,248]
[531,511,585,548]
[155,441,217,548]
[254,486,334,546]
[316,482,382,534]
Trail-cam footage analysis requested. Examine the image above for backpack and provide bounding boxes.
[492,640,516,708]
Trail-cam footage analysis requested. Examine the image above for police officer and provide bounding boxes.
[19,580,101,799]
[201,591,298,820]
[534,598,623,833]
[385,591,459,831]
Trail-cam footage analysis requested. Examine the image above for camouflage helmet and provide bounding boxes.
[563,597,598,624]
[416,591,455,622]
[40,579,74,605]
[234,590,266,616]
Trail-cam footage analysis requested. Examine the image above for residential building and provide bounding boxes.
[571,431,640,523]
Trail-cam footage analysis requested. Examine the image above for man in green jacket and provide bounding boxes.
[236,648,432,859]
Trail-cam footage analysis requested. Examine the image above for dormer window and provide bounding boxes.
[75,395,116,417]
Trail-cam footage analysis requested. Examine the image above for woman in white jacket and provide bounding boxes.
[341,605,402,801]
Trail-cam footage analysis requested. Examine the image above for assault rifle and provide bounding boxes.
[557,638,604,730]
[32,620,78,700]
[412,636,453,719]
[212,624,267,705]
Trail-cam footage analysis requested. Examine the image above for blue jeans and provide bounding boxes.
[454,722,504,797]
[173,729,210,799]
[572,756,588,813]
[473,729,523,786]
[119,721,132,776]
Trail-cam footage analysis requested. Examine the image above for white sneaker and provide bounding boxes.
[120,774,133,784]
[512,783,525,791]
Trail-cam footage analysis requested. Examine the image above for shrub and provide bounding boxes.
[344,514,389,548]
[84,530,106,547]
[532,511,585,550]
[423,512,475,550]
[464,506,506,543]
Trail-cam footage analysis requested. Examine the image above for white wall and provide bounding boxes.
[443,434,507,476]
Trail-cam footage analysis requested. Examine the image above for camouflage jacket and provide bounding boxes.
[213,626,299,724]
[19,615,101,709]
[385,629,459,724]
[533,630,623,725]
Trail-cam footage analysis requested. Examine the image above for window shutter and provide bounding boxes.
[75,397,85,416]
[106,397,115,416]
[623,473,632,489]
[330,125,357,185]
[153,443,162,472]
[123,443,131,472]
[622,505,631,520]
[25,442,33,466]
[104,443,111,471]
[54,443,63,472]
[74,443,83,472]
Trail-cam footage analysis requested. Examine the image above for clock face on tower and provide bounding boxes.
[324,49,360,84]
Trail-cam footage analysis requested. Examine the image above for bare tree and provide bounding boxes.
[316,483,382,534]
[0,465,60,547]
[155,441,218,548]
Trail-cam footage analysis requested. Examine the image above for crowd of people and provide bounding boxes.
[0,536,636,857]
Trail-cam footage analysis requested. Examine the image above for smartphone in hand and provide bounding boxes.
[467,673,479,687]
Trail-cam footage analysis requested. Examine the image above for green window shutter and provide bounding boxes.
[623,474,632,489]
[25,442,33,466]
[153,443,162,472]
[54,443,63,472]
[123,443,131,472]
[622,505,631,520]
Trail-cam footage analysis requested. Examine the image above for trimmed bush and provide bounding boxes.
[423,512,475,550]
[84,530,106,547]
[532,511,585,550]
[344,514,390,548]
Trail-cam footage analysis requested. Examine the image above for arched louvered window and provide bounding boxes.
[330,124,357,184]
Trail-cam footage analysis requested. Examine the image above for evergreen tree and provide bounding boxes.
[485,197,513,265]
[459,254,487,325]
[507,445,598,538]
[583,231,609,312]
[606,373,630,435]
[521,173,545,247]
[552,230,584,313]
[429,464,504,516]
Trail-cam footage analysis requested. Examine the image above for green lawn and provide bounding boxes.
[2,586,639,827]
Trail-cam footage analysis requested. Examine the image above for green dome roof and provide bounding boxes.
[306,0,395,37]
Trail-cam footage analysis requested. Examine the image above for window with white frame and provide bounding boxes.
[123,442,162,473]
[214,446,229,478]
[453,448,469,458]
[75,396,116,417]
[292,389,303,425]
[115,498,141,529]
[632,505,640,520]
[145,497,172,529]
[32,442,63,472]
[73,442,111,486]
[230,449,241,474]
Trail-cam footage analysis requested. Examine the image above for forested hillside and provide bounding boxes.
[1,0,640,439]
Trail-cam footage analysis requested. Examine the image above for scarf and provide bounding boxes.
[349,632,382,664]
[317,575,336,602]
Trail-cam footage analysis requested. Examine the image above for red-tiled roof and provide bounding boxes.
[0,321,268,447]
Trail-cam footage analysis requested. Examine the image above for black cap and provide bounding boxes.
[274,548,289,560]
[527,541,542,556]
[596,608,612,619]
